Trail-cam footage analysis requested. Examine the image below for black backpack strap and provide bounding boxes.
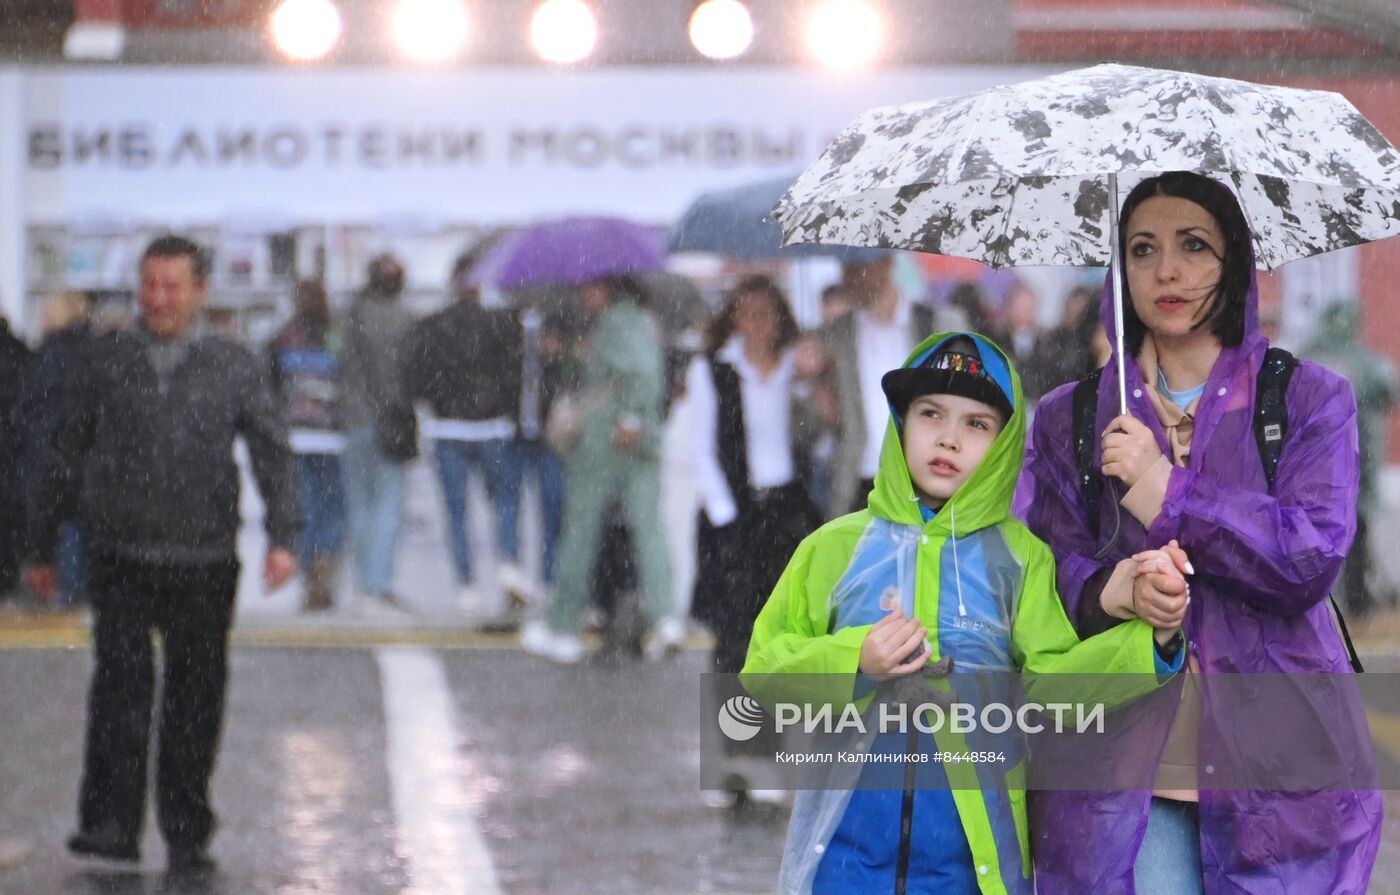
[1330,596,1366,673]
[1254,347,1296,493]
[1072,367,1105,530]
[1255,347,1363,673]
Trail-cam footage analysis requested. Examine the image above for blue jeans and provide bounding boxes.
[295,453,346,569]
[342,426,405,597]
[56,522,86,606]
[1134,797,1204,894]
[433,438,520,584]
[508,439,565,585]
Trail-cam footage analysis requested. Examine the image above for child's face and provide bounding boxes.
[901,393,1005,509]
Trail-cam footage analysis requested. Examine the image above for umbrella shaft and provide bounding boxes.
[1108,173,1128,418]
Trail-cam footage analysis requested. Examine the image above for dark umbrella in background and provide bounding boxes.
[670,176,895,326]
[669,176,889,264]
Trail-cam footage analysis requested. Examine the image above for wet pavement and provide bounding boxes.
[0,643,784,894]
[8,449,1400,893]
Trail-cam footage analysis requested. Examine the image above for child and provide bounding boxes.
[741,333,1188,895]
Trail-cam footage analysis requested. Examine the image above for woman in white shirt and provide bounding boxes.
[688,276,826,800]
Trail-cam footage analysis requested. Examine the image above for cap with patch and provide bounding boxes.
[881,334,1015,422]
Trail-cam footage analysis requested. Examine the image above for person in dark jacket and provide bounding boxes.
[509,304,567,606]
[27,235,298,875]
[401,253,525,620]
[1031,284,1104,401]
[20,291,92,606]
[270,280,345,613]
[0,313,33,599]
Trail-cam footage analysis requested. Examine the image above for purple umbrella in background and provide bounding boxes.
[471,215,667,290]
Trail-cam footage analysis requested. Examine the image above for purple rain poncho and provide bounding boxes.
[1014,243,1382,893]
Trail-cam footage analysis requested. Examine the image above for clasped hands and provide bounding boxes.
[1115,539,1192,647]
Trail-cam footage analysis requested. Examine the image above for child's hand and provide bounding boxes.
[1132,539,1193,580]
[1153,625,1182,647]
[858,608,931,680]
[1130,542,1189,631]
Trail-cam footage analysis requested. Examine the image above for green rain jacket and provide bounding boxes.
[741,332,1173,895]
[572,297,666,464]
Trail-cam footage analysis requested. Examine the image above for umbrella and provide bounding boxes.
[472,215,667,290]
[634,270,711,335]
[669,176,890,264]
[771,63,1400,412]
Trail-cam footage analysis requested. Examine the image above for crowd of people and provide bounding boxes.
[0,235,1122,627]
[0,173,1395,884]
[0,227,1392,634]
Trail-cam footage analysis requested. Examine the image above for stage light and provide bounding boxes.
[805,0,883,69]
[270,0,342,62]
[392,0,470,63]
[530,0,598,65]
[688,0,753,60]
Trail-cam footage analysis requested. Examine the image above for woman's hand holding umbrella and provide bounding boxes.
[1101,414,1164,488]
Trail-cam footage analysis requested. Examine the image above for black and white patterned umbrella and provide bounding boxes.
[775,63,1400,414]
[772,63,1400,271]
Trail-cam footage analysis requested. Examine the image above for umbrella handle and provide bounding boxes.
[1094,173,1129,561]
[1108,172,1129,418]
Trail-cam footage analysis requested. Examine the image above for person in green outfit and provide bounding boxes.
[742,332,1189,895]
[522,274,681,663]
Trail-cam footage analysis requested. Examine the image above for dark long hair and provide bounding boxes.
[706,274,800,356]
[294,279,331,331]
[1117,172,1252,355]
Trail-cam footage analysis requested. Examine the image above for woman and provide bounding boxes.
[523,274,678,663]
[688,274,823,805]
[690,276,823,672]
[270,280,346,612]
[1016,171,1380,893]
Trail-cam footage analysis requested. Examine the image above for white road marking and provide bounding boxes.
[377,647,502,895]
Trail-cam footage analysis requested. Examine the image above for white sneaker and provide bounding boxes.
[700,788,740,810]
[542,632,586,664]
[456,584,487,615]
[644,616,687,661]
[497,562,540,606]
[520,619,553,655]
[520,619,586,664]
[747,789,792,808]
[355,593,413,620]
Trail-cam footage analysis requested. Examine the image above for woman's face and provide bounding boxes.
[1124,195,1225,343]
[734,290,780,350]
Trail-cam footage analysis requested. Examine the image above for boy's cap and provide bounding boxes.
[882,334,1015,421]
